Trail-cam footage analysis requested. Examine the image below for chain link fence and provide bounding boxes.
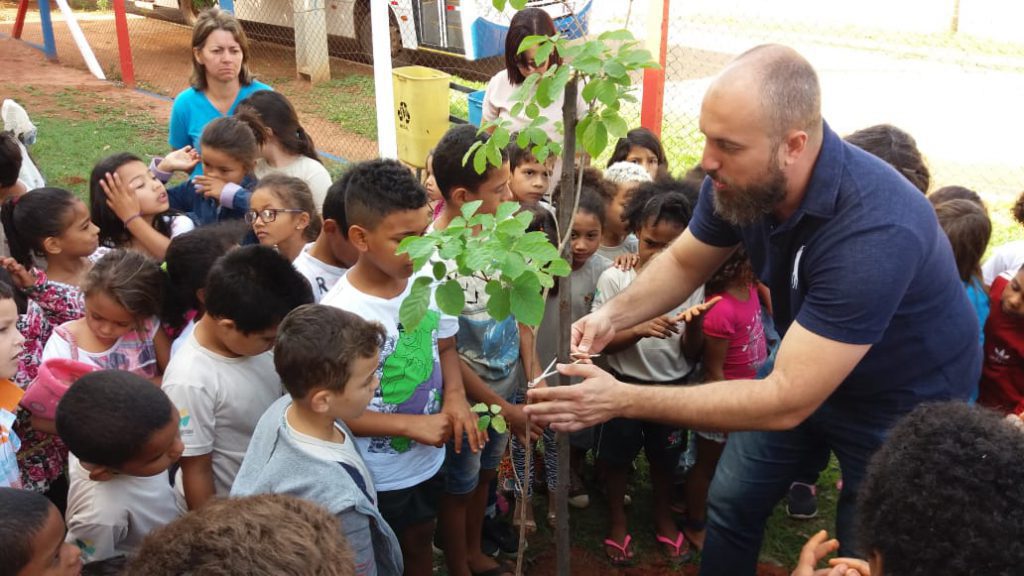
[3,0,1023,224]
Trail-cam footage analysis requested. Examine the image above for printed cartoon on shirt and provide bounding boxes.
[368,310,444,454]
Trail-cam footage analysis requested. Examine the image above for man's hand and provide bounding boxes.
[524,363,625,432]
[442,400,487,454]
[571,311,616,357]
[632,316,680,340]
[407,413,454,448]
[503,403,543,444]
[792,530,871,576]
[193,175,227,202]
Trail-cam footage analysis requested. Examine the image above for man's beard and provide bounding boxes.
[710,162,788,227]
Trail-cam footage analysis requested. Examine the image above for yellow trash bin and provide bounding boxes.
[393,66,451,168]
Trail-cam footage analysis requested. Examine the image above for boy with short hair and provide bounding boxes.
[321,158,483,576]
[0,487,82,576]
[233,304,402,575]
[127,493,357,576]
[56,370,186,565]
[432,124,534,576]
[292,173,360,302]
[163,245,313,510]
[506,133,553,209]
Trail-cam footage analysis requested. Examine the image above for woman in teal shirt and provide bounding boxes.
[168,8,271,170]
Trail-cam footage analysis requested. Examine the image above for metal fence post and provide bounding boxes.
[372,0,398,159]
[113,0,136,88]
[640,0,670,137]
[37,0,58,61]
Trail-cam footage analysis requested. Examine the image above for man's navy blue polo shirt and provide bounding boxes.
[689,122,980,411]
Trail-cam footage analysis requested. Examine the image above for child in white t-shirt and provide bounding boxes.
[162,245,313,510]
[291,173,359,303]
[593,187,713,565]
[57,370,185,565]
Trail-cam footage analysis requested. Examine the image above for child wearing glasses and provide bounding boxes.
[246,174,320,262]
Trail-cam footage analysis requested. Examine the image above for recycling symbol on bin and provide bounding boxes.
[397,102,411,126]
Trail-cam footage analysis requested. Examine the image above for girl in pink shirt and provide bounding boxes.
[682,248,767,550]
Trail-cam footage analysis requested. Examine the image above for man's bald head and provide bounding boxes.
[718,44,822,144]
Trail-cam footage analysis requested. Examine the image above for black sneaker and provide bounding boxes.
[786,482,818,519]
[482,515,518,555]
[481,532,500,558]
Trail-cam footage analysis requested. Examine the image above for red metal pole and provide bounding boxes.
[639,0,670,137]
[12,0,29,39]
[112,0,135,88]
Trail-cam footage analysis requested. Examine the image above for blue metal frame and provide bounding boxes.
[37,0,58,60]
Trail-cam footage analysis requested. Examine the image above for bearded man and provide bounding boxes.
[525,44,980,575]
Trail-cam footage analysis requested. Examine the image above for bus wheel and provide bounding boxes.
[358,7,403,63]
[179,0,216,26]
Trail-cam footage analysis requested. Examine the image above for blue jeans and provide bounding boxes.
[699,399,903,576]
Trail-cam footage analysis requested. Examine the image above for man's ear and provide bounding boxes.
[782,130,809,166]
[347,224,371,252]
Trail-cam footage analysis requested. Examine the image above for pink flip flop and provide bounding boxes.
[656,531,692,564]
[603,534,634,566]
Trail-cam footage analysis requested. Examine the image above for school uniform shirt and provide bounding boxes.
[320,270,458,492]
[65,454,185,564]
[535,254,611,380]
[254,157,331,212]
[978,273,1024,415]
[593,266,703,383]
[162,332,282,497]
[596,235,639,262]
[292,243,347,304]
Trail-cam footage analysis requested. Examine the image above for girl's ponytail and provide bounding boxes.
[1,188,78,270]
[0,197,30,269]
[233,108,268,149]
[236,91,321,163]
[295,126,319,162]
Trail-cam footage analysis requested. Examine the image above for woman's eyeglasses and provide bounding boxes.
[244,208,305,225]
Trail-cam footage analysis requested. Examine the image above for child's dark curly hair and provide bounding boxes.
[705,247,756,296]
[1014,189,1024,227]
[621,181,692,235]
[857,402,1024,575]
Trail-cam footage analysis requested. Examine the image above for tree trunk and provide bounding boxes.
[553,76,578,576]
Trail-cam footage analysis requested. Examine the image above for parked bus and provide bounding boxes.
[134,0,592,61]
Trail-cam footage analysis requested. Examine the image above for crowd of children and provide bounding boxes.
[2,67,1024,576]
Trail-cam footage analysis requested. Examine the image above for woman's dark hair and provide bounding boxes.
[83,250,166,321]
[705,247,756,295]
[857,402,1024,576]
[622,183,692,234]
[0,487,55,575]
[201,111,267,171]
[162,221,246,332]
[504,8,561,85]
[89,152,176,248]
[0,187,79,269]
[845,124,930,194]
[253,174,322,242]
[608,128,669,174]
[553,166,614,207]
[189,8,255,91]
[934,199,991,283]
[237,91,319,162]
[928,185,985,210]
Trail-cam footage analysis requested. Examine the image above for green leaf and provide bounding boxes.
[548,66,571,103]
[516,232,558,260]
[486,142,502,169]
[465,242,497,271]
[547,257,572,277]
[580,115,608,158]
[489,404,502,414]
[496,201,520,222]
[435,279,465,316]
[510,101,524,118]
[596,81,619,106]
[484,280,511,321]
[581,78,601,103]
[622,47,655,66]
[529,128,548,146]
[491,127,510,150]
[396,236,437,269]
[603,110,629,139]
[509,0,527,8]
[535,76,553,108]
[398,275,434,332]
[516,130,530,148]
[604,59,627,79]
[549,140,563,157]
[462,140,483,169]
[574,56,602,76]
[510,271,544,326]
[473,146,488,174]
[515,210,534,229]
[439,236,464,260]
[497,217,529,240]
[491,415,507,434]
[517,34,548,55]
[538,271,554,288]
[432,261,447,281]
[525,102,540,120]
[471,402,489,414]
[533,145,550,164]
[534,41,554,67]
[461,200,483,219]
[477,414,491,431]
[598,29,635,42]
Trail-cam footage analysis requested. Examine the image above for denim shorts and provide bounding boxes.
[444,421,510,495]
